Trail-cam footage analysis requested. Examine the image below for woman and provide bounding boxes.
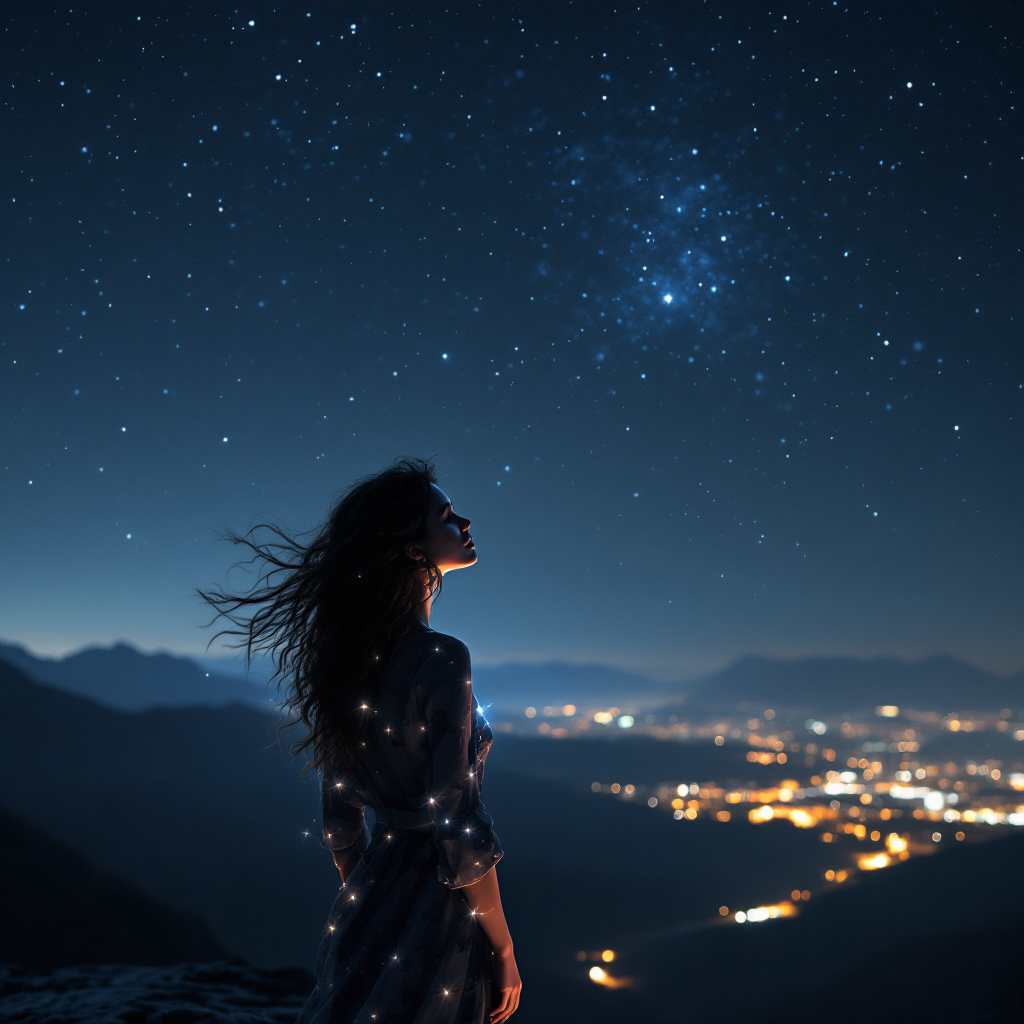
[202,459,521,1023]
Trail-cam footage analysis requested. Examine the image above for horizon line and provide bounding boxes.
[2,635,1021,681]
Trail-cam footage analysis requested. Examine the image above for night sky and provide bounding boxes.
[2,3,1020,677]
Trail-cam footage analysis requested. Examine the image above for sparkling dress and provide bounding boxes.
[295,621,504,1024]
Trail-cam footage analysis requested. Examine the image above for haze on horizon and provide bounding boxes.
[2,5,1020,678]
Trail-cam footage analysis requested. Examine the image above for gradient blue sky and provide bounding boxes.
[2,3,1020,677]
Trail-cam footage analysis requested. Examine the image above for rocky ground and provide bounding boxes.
[0,961,313,1024]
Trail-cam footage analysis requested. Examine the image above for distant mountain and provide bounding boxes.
[0,640,275,712]
[194,651,277,684]
[7,637,1018,720]
[0,806,230,969]
[472,660,674,710]
[0,639,678,713]
[677,654,1024,714]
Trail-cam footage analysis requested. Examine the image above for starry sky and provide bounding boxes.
[2,3,1021,677]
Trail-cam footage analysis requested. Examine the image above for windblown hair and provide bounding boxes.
[199,458,440,771]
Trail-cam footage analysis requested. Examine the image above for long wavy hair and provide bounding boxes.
[199,458,440,770]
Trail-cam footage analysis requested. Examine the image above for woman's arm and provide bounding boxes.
[420,642,519,1019]
[320,766,367,883]
[461,865,522,1023]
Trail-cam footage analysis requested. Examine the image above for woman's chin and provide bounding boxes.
[439,549,477,573]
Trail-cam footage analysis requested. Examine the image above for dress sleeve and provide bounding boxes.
[320,766,368,855]
[421,638,504,889]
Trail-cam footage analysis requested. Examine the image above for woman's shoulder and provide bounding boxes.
[419,630,471,673]
[402,625,470,689]
[388,622,470,678]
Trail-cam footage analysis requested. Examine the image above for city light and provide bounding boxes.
[786,808,817,828]
[734,902,796,924]
[857,852,891,871]
[747,804,825,828]
[885,833,909,854]
[588,966,630,989]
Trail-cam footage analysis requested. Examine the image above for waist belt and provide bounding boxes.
[371,806,434,831]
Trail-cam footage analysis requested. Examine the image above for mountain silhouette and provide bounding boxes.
[0,640,275,712]
[679,654,1023,714]
[472,660,673,709]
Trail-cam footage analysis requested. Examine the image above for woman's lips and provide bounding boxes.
[464,536,474,547]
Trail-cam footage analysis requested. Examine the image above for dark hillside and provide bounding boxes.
[627,832,1023,1024]
[495,832,1024,1024]
[0,659,336,969]
[763,920,1023,1024]
[0,807,230,969]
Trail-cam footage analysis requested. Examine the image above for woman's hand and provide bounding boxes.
[332,845,363,884]
[461,866,520,1020]
[490,948,522,1023]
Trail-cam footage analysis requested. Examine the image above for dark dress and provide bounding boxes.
[296,622,504,1024]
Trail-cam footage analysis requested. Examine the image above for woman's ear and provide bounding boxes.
[405,542,425,562]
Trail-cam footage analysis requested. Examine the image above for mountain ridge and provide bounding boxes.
[3,639,1020,716]
[680,653,1023,713]
[0,639,275,712]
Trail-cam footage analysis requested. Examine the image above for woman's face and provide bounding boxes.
[415,483,477,573]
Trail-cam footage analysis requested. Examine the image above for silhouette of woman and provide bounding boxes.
[201,459,521,1023]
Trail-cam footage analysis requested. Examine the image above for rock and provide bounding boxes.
[0,961,313,1024]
